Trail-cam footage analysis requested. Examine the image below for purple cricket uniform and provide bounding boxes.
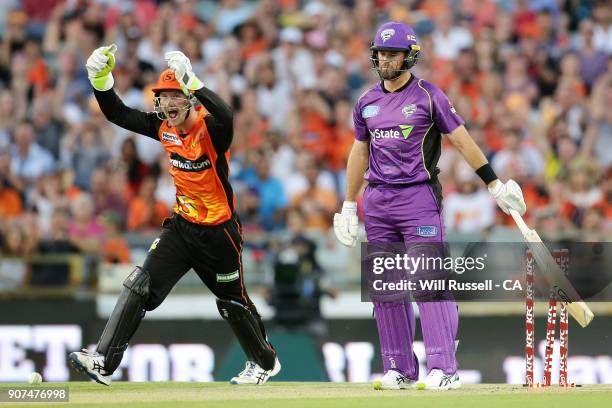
[355,76,463,378]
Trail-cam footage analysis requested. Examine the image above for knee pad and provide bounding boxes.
[406,243,453,301]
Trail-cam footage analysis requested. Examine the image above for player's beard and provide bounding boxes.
[379,64,404,81]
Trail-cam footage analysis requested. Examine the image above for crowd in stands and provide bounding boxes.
[0,0,610,288]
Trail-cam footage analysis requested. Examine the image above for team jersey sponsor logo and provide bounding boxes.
[169,152,212,172]
[380,28,395,42]
[369,125,414,140]
[416,226,438,237]
[370,128,400,139]
[449,100,457,114]
[399,124,414,139]
[162,132,182,145]
[362,105,380,118]
[216,270,240,282]
[402,104,417,117]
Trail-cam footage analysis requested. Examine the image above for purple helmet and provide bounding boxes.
[370,22,421,78]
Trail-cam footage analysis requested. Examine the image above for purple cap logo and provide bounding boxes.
[372,22,418,50]
[380,28,395,42]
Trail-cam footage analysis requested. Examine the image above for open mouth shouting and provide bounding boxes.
[167,108,180,120]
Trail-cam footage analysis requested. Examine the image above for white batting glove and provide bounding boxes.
[488,179,526,216]
[86,44,117,91]
[164,51,203,95]
[333,201,359,247]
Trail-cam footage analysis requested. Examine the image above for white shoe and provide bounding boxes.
[68,349,111,386]
[230,358,281,385]
[373,369,416,390]
[416,369,461,390]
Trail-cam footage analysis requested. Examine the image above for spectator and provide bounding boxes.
[10,120,54,187]
[100,210,130,264]
[119,137,150,197]
[67,192,103,254]
[32,208,79,286]
[289,160,338,233]
[443,166,496,233]
[432,11,474,61]
[238,150,288,231]
[126,175,169,232]
[491,129,545,182]
[0,150,22,219]
[30,95,64,160]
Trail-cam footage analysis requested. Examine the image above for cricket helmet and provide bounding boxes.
[370,22,421,78]
[151,69,194,121]
[151,69,184,93]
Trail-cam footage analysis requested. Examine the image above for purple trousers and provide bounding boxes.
[363,183,458,378]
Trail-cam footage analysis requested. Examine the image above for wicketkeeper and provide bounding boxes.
[334,22,526,390]
[69,44,280,385]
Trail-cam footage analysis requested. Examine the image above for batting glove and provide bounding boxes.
[333,201,359,247]
[86,44,117,91]
[164,51,203,96]
[488,179,526,216]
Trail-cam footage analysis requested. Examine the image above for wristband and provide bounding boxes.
[476,163,498,185]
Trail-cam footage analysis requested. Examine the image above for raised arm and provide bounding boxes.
[193,87,234,152]
[164,51,234,152]
[94,89,161,139]
[86,44,161,139]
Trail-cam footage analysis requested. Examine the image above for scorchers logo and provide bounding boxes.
[169,152,212,172]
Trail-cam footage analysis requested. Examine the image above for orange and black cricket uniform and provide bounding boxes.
[94,84,254,312]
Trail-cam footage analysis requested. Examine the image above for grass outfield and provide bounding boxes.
[1,382,611,408]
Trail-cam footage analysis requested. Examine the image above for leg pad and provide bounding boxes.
[217,298,276,370]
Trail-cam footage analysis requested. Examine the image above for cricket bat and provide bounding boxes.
[510,209,594,328]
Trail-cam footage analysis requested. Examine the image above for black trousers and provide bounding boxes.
[142,214,255,312]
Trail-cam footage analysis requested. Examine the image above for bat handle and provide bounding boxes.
[509,209,530,234]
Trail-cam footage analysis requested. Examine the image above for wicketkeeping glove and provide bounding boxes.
[488,179,527,215]
[333,201,359,247]
[164,51,203,96]
[86,44,117,91]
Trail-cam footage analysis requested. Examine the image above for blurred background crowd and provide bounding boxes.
[0,0,610,297]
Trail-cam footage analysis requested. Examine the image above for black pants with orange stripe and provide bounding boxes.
[143,213,259,315]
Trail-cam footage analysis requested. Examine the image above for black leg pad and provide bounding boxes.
[217,298,276,370]
[96,267,150,373]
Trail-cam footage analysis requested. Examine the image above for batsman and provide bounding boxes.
[69,45,280,385]
[334,22,526,390]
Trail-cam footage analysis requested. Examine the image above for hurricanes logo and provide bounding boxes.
[402,104,417,117]
[380,28,395,42]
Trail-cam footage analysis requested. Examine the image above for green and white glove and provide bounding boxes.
[164,51,203,96]
[86,44,117,91]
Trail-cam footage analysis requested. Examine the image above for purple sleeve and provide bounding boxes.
[430,86,464,134]
[352,101,369,141]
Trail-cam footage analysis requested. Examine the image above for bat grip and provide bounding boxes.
[509,209,530,234]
